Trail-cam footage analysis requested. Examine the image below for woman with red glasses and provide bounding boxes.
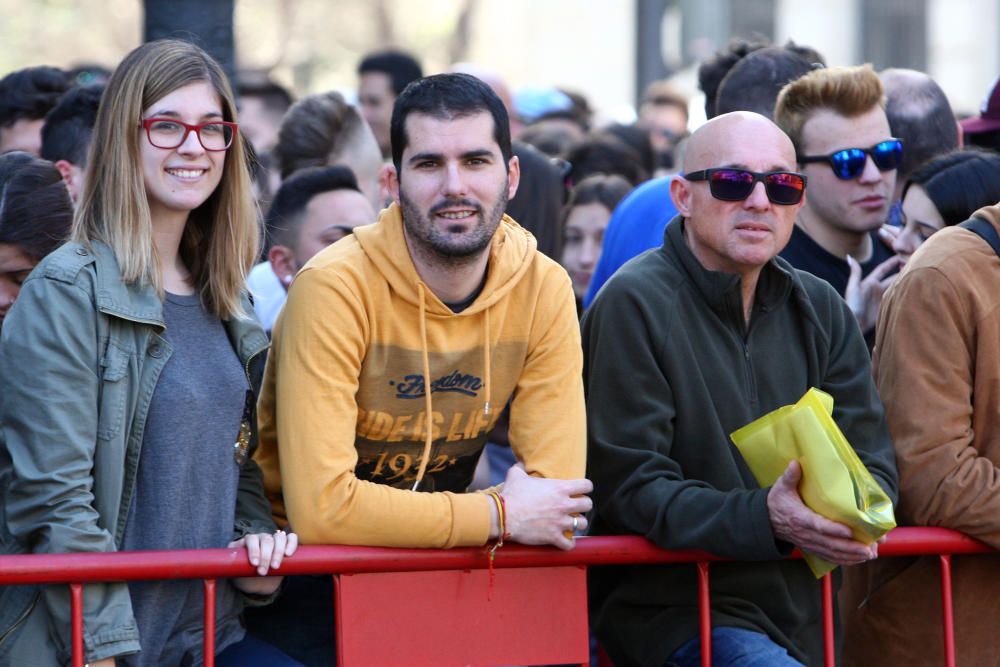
[0,40,301,667]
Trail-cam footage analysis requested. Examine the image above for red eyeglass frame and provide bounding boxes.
[139,117,239,151]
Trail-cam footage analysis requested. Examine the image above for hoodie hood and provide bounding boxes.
[352,202,539,489]
[354,202,538,315]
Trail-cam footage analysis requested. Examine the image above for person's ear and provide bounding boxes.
[670,176,694,216]
[54,160,83,204]
[385,163,401,204]
[378,163,396,207]
[506,155,520,200]
[267,245,298,290]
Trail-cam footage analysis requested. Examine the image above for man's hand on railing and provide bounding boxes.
[85,660,115,667]
[767,460,878,566]
[229,529,299,595]
[499,465,593,551]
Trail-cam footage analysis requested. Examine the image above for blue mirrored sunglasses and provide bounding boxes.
[798,138,903,180]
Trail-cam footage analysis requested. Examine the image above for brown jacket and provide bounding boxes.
[842,206,1000,666]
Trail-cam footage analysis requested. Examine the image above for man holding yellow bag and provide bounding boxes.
[582,111,898,667]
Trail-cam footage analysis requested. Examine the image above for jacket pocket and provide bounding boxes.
[96,342,130,441]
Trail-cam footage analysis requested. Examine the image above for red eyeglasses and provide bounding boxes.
[140,117,238,151]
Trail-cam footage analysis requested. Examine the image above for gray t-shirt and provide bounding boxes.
[121,291,249,667]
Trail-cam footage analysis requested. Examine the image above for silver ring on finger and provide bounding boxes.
[572,516,579,533]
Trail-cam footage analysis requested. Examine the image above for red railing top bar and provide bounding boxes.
[0,527,990,586]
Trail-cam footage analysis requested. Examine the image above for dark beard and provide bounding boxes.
[399,180,509,268]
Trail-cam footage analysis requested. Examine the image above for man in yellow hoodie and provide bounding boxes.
[247,73,592,666]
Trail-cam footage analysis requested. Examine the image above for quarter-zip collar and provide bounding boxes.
[664,215,795,331]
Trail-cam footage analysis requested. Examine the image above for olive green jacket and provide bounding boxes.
[0,241,273,665]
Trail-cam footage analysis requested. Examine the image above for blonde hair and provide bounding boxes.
[72,39,259,320]
[774,64,885,155]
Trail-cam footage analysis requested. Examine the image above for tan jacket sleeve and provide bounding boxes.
[874,263,1000,547]
[255,267,491,548]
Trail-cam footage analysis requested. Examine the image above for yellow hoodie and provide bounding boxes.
[254,203,585,547]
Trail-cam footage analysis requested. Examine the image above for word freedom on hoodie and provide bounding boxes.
[390,370,483,399]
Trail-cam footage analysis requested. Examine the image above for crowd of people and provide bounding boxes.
[0,30,999,667]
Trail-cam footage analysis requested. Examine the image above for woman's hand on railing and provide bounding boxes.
[85,660,116,667]
[229,529,299,595]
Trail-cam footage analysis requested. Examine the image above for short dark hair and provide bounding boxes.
[904,148,1000,227]
[40,84,104,166]
[265,165,360,250]
[600,124,656,179]
[716,47,815,119]
[519,121,578,159]
[881,69,959,181]
[564,173,632,215]
[565,135,648,188]
[0,66,72,128]
[358,50,423,96]
[0,151,73,259]
[237,73,294,115]
[697,36,771,119]
[390,72,513,172]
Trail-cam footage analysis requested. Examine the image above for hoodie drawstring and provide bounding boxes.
[413,283,435,491]
[411,283,493,491]
[482,307,491,418]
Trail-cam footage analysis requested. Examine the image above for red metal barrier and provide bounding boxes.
[0,527,992,667]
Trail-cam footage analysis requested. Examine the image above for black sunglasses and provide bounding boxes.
[683,168,807,205]
[798,138,903,180]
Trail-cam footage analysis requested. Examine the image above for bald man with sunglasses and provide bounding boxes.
[775,64,904,337]
[582,111,898,667]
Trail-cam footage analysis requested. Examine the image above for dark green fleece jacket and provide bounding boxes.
[582,216,898,667]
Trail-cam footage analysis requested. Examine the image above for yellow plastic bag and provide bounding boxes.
[730,388,896,577]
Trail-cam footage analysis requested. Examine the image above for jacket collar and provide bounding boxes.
[88,241,269,366]
[89,241,166,328]
[664,215,794,323]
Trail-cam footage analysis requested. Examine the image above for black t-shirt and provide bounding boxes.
[779,224,895,297]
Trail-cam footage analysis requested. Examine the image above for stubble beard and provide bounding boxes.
[400,179,509,269]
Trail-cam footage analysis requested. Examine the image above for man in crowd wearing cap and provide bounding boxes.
[583,110,897,667]
[960,75,1000,150]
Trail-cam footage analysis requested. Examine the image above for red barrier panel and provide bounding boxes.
[0,527,992,667]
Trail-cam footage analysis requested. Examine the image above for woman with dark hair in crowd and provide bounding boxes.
[0,151,73,329]
[893,148,1000,261]
[560,173,632,308]
[0,40,301,666]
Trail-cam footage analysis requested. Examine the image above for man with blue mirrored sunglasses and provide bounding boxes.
[775,64,903,338]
